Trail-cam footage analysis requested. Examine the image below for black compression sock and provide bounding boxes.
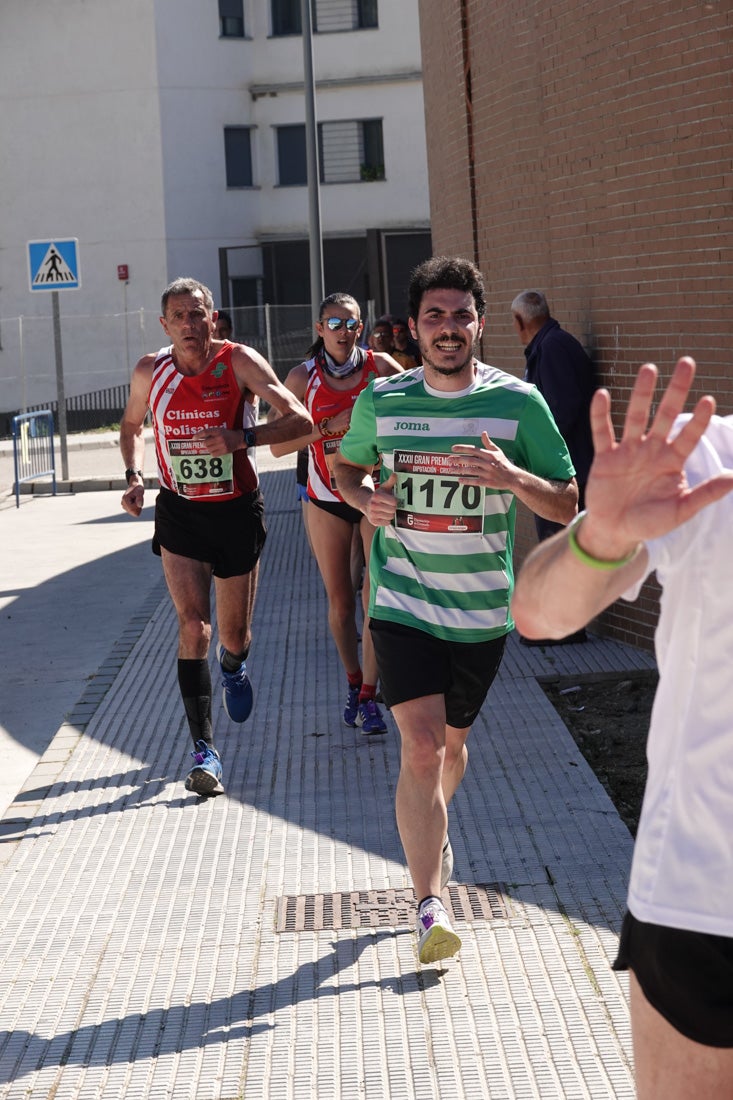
[178,658,214,749]
[219,646,249,672]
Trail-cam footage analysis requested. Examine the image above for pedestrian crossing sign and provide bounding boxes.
[28,238,81,291]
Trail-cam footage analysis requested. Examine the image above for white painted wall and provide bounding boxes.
[0,0,168,406]
[0,0,429,411]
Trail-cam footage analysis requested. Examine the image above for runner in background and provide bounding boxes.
[268,292,402,734]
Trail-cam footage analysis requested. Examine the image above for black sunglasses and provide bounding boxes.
[325,317,360,332]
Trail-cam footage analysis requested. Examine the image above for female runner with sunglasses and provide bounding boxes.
[269,292,403,733]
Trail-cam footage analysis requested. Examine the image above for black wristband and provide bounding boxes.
[243,428,257,449]
[125,468,143,485]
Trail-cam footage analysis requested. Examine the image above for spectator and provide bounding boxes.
[511,290,595,530]
[215,310,234,340]
[512,289,596,644]
[368,316,396,356]
[391,316,421,367]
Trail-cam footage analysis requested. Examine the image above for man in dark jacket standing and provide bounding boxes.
[512,290,595,535]
[512,289,596,643]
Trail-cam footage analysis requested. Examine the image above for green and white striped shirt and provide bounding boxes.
[340,361,574,642]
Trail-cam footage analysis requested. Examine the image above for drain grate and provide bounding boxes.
[275,883,511,933]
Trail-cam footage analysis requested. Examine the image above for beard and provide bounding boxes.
[418,335,476,376]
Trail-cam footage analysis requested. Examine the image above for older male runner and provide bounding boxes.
[120,277,311,795]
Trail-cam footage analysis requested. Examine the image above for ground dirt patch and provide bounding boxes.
[541,670,658,836]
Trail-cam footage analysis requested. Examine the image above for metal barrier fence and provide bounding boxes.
[229,302,314,378]
[0,302,357,437]
[1,384,131,438]
[12,410,56,508]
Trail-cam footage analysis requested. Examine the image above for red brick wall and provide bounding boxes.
[417,1,475,260]
[418,0,733,649]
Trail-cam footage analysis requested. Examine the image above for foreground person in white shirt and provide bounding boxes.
[512,356,733,1099]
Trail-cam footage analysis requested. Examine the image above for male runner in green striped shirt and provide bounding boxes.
[334,256,578,964]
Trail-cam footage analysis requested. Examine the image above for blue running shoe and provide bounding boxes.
[343,684,360,727]
[355,698,387,735]
[216,642,254,723]
[185,740,224,796]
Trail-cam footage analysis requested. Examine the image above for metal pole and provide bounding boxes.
[51,290,69,480]
[19,316,26,413]
[265,302,273,368]
[123,280,131,384]
[301,0,324,320]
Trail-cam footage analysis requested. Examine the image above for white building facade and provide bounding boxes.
[0,0,430,416]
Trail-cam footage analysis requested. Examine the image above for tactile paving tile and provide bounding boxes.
[0,467,644,1099]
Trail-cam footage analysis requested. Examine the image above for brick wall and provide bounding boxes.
[417,0,475,259]
[419,0,733,649]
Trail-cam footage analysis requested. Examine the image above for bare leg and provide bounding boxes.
[161,549,217,753]
[160,549,213,657]
[442,723,471,806]
[307,504,361,677]
[391,694,450,902]
[300,499,314,555]
[358,517,380,686]
[350,525,365,595]
[630,971,733,1099]
[214,565,259,657]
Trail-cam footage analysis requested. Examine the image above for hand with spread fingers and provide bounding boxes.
[578,357,733,560]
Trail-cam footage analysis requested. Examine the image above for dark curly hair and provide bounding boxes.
[407,256,486,321]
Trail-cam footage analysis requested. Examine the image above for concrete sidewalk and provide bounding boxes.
[0,462,655,1098]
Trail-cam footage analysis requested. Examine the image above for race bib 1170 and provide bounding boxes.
[392,450,484,533]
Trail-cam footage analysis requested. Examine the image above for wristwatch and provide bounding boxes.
[243,428,257,449]
[125,467,143,485]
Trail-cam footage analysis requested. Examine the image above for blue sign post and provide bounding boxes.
[27,238,81,479]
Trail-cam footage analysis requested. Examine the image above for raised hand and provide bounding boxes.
[582,357,733,555]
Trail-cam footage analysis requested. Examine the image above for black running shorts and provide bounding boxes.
[308,495,363,526]
[153,487,266,579]
[369,618,506,729]
[613,909,733,1047]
